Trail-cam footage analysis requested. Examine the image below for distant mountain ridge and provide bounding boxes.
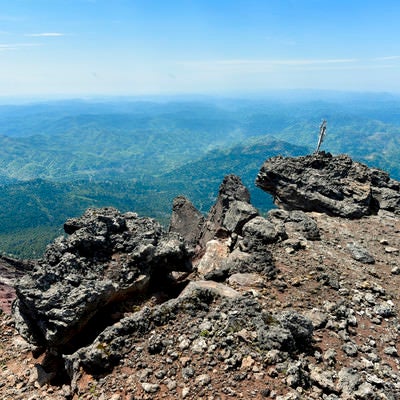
[0,137,307,258]
[1,95,400,257]
[1,97,400,183]
[3,151,400,399]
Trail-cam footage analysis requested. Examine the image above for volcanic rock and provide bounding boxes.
[256,152,400,218]
[198,174,256,248]
[169,195,204,251]
[346,242,375,264]
[193,175,282,281]
[268,209,320,240]
[64,288,313,381]
[12,207,192,349]
[4,154,400,400]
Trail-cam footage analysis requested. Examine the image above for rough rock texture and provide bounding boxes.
[256,152,400,218]
[3,209,400,399]
[268,209,320,241]
[3,155,400,400]
[192,175,281,281]
[12,207,192,349]
[198,174,257,249]
[169,195,204,251]
[65,286,313,381]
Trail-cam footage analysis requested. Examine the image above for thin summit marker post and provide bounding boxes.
[315,119,327,153]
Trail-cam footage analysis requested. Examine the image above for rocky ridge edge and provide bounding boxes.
[5,152,400,399]
[256,152,400,218]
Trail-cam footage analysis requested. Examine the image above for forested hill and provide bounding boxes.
[0,93,400,258]
[1,95,400,183]
[0,138,308,258]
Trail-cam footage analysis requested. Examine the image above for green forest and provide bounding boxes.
[0,93,399,258]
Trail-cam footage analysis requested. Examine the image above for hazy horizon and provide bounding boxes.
[1,88,400,106]
[2,1,400,98]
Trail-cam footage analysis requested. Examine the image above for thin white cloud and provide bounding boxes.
[0,44,15,51]
[0,43,41,51]
[25,32,65,37]
[374,56,400,61]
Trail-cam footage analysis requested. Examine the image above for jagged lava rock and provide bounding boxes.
[267,209,320,241]
[169,195,204,251]
[191,175,281,280]
[12,207,192,348]
[198,174,257,248]
[256,152,400,218]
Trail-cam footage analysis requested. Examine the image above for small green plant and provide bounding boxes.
[88,383,98,398]
[200,329,210,337]
[96,342,111,356]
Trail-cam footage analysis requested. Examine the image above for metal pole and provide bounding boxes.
[315,119,327,153]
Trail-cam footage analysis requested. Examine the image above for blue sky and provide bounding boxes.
[1,0,400,98]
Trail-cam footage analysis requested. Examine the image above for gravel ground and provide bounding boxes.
[1,211,400,399]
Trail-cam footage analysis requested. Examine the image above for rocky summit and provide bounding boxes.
[256,152,400,218]
[13,208,192,349]
[1,153,400,400]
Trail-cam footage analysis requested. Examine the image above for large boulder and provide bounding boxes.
[198,175,257,248]
[267,209,320,241]
[169,195,204,251]
[192,175,283,281]
[256,152,400,218]
[12,207,192,349]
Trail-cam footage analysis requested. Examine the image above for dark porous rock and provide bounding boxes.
[285,211,320,240]
[198,175,256,249]
[241,216,287,245]
[12,207,192,349]
[347,242,375,264]
[257,309,313,352]
[256,152,400,218]
[223,200,258,234]
[65,291,314,386]
[217,297,313,355]
[257,324,295,352]
[217,215,284,279]
[276,310,314,349]
[65,288,216,377]
[268,209,320,240]
[169,195,204,251]
[225,247,276,279]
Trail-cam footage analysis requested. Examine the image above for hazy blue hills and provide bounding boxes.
[0,93,400,258]
[155,137,308,213]
[0,137,308,258]
[0,95,399,183]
